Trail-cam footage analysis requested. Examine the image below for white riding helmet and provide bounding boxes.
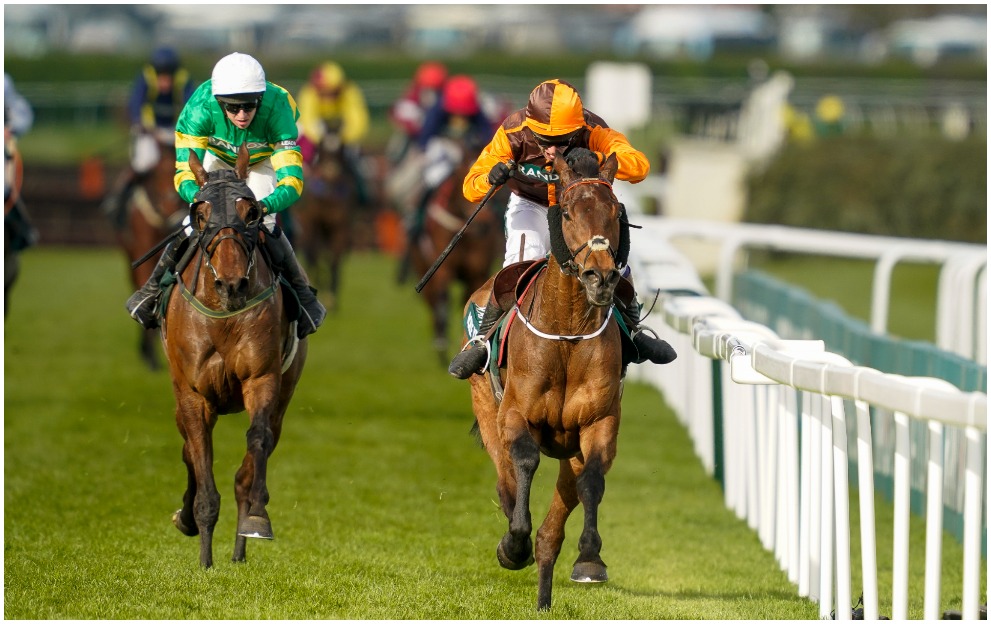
[211,52,266,99]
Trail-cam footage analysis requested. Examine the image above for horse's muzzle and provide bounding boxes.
[580,268,620,307]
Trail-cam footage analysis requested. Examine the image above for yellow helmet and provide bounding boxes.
[311,62,345,94]
[524,79,585,137]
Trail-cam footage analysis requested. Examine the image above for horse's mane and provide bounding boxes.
[564,148,600,179]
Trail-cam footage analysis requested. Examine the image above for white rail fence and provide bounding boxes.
[624,217,987,619]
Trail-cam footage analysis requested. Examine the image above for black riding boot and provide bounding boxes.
[449,301,504,379]
[125,236,185,329]
[264,228,326,339]
[617,294,677,365]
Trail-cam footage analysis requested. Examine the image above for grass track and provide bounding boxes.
[1,247,972,619]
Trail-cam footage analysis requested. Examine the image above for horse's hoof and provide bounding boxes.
[496,537,534,570]
[237,514,274,540]
[571,561,608,583]
[172,509,198,536]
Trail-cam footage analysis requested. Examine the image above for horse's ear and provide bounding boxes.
[599,153,619,185]
[188,149,208,186]
[235,143,250,180]
[553,153,578,188]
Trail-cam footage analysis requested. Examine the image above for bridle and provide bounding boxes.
[551,177,623,276]
[177,176,275,318]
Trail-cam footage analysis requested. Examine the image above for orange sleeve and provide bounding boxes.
[462,127,514,202]
[588,126,650,183]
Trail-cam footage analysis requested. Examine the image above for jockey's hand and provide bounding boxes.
[487,162,511,187]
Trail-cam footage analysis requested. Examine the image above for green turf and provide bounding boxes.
[2,247,978,619]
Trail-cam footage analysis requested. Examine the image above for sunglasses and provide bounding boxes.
[221,100,259,114]
[533,130,579,148]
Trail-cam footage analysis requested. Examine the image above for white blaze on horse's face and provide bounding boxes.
[589,236,610,252]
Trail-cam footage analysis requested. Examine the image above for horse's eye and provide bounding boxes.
[561,210,572,222]
[193,203,209,231]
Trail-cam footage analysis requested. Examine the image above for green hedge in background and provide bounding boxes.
[744,136,987,244]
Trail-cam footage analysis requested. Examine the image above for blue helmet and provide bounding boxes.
[150,47,181,74]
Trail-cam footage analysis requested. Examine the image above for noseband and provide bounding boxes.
[550,178,621,275]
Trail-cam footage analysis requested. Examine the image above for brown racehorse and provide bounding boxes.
[462,149,626,611]
[294,123,355,313]
[117,131,185,370]
[162,144,307,568]
[410,137,502,364]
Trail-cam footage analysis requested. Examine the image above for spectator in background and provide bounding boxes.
[103,47,195,229]
[296,61,371,206]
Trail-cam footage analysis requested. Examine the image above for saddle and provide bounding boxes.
[461,259,641,402]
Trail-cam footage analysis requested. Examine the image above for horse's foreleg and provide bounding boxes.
[496,417,539,571]
[175,404,221,568]
[534,458,582,611]
[571,418,619,585]
[237,382,279,541]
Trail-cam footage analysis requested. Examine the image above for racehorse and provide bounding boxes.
[462,149,627,611]
[117,130,185,370]
[409,136,502,365]
[162,144,307,568]
[294,122,356,313]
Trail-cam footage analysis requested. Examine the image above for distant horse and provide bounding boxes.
[410,137,502,364]
[462,149,627,611]
[162,144,307,568]
[117,130,185,370]
[295,122,356,313]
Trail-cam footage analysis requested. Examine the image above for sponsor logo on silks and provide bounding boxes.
[208,137,270,153]
[517,162,559,184]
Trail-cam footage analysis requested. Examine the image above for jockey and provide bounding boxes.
[396,74,496,283]
[125,52,326,339]
[103,47,195,229]
[448,78,676,379]
[4,73,38,252]
[389,61,448,154]
[296,61,371,206]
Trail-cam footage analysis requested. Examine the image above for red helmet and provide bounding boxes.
[442,74,480,117]
[414,61,447,90]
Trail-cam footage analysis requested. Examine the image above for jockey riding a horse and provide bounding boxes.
[449,78,677,378]
[397,74,497,283]
[295,61,372,208]
[125,52,326,339]
[103,47,195,230]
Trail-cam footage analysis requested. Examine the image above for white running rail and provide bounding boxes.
[623,217,987,619]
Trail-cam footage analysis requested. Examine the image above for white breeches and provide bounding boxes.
[503,193,551,266]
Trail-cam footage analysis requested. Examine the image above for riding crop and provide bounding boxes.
[415,161,515,293]
[130,226,183,270]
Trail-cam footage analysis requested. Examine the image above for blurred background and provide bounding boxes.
[4,3,987,251]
